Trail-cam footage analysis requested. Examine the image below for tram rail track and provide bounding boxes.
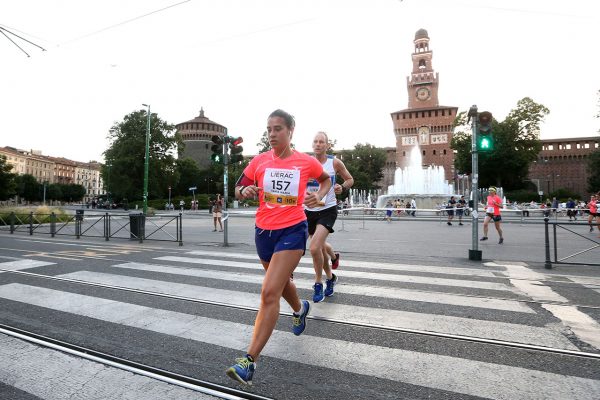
[2,267,599,360]
[0,323,272,400]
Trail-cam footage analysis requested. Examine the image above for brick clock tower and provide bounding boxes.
[390,29,458,182]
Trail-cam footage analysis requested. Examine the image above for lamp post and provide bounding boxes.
[106,162,112,208]
[141,104,151,214]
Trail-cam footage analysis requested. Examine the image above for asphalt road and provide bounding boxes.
[0,211,599,399]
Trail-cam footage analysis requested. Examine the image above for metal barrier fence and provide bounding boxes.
[543,217,599,269]
[0,211,183,245]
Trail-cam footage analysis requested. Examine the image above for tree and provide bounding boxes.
[174,158,201,196]
[61,183,86,202]
[451,97,549,190]
[15,174,40,202]
[47,184,63,201]
[256,131,270,154]
[337,143,386,191]
[0,155,16,200]
[103,109,182,202]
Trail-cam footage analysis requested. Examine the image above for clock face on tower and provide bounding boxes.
[416,87,431,101]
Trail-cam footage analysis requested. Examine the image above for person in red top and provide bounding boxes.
[226,109,332,386]
[587,194,598,234]
[480,186,504,244]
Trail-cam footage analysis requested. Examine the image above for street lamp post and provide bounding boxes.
[141,104,151,214]
[106,162,112,208]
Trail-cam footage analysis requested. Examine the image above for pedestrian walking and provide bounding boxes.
[211,194,223,232]
[480,187,504,244]
[457,195,466,225]
[586,194,598,234]
[305,131,354,303]
[226,109,332,385]
[446,196,456,225]
[410,198,417,217]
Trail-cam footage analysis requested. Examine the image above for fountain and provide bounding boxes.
[376,145,455,210]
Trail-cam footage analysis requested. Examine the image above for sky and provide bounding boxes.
[1,0,599,164]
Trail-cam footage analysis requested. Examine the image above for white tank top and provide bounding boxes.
[305,155,337,212]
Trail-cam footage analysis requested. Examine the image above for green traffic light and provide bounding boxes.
[478,135,493,151]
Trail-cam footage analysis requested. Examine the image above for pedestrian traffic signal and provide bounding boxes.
[228,136,244,163]
[477,111,493,152]
[211,135,223,164]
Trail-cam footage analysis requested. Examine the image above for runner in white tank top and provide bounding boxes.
[304,131,354,303]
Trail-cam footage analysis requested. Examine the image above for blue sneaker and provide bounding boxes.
[312,283,324,303]
[226,356,256,385]
[292,300,310,336]
[324,273,338,297]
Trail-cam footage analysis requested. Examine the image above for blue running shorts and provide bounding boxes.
[255,220,308,263]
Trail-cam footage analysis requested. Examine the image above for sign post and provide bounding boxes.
[468,105,482,261]
[188,186,197,210]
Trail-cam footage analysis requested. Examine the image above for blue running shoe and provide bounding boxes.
[292,300,310,336]
[312,283,324,303]
[324,273,338,297]
[226,356,256,385]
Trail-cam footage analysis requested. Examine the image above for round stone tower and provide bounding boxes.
[176,108,227,169]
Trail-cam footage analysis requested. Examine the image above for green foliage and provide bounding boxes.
[550,188,581,202]
[451,97,548,190]
[14,174,40,201]
[257,131,270,154]
[504,189,540,203]
[0,155,16,200]
[337,143,386,191]
[175,158,203,196]
[586,150,600,193]
[103,109,181,203]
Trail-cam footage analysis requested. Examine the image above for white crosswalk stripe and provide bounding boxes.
[55,270,563,347]
[0,283,597,400]
[108,262,535,313]
[156,255,512,291]
[0,249,598,399]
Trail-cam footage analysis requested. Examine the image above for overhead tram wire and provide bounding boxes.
[0,25,46,57]
[58,0,192,46]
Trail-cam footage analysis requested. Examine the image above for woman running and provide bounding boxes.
[226,109,332,385]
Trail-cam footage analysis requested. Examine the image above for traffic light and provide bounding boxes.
[211,135,223,164]
[477,111,493,152]
[228,136,244,163]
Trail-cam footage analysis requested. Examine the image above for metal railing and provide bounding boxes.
[543,217,599,269]
[0,211,183,245]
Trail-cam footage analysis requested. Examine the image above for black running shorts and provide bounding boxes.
[305,205,338,236]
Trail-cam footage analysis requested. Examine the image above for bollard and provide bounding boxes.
[360,207,367,230]
[10,212,15,234]
[338,208,347,232]
[178,212,183,246]
[50,212,56,237]
[29,212,33,235]
[105,213,110,241]
[544,217,552,269]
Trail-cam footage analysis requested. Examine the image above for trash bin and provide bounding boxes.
[75,209,84,221]
[129,213,145,239]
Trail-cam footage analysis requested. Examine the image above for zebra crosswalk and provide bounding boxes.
[0,249,599,400]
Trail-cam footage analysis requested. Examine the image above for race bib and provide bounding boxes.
[306,178,319,193]
[263,168,300,206]
[486,206,494,213]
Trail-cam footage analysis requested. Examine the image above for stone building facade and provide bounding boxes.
[528,137,599,199]
[0,146,104,202]
[390,29,458,182]
[176,108,228,170]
